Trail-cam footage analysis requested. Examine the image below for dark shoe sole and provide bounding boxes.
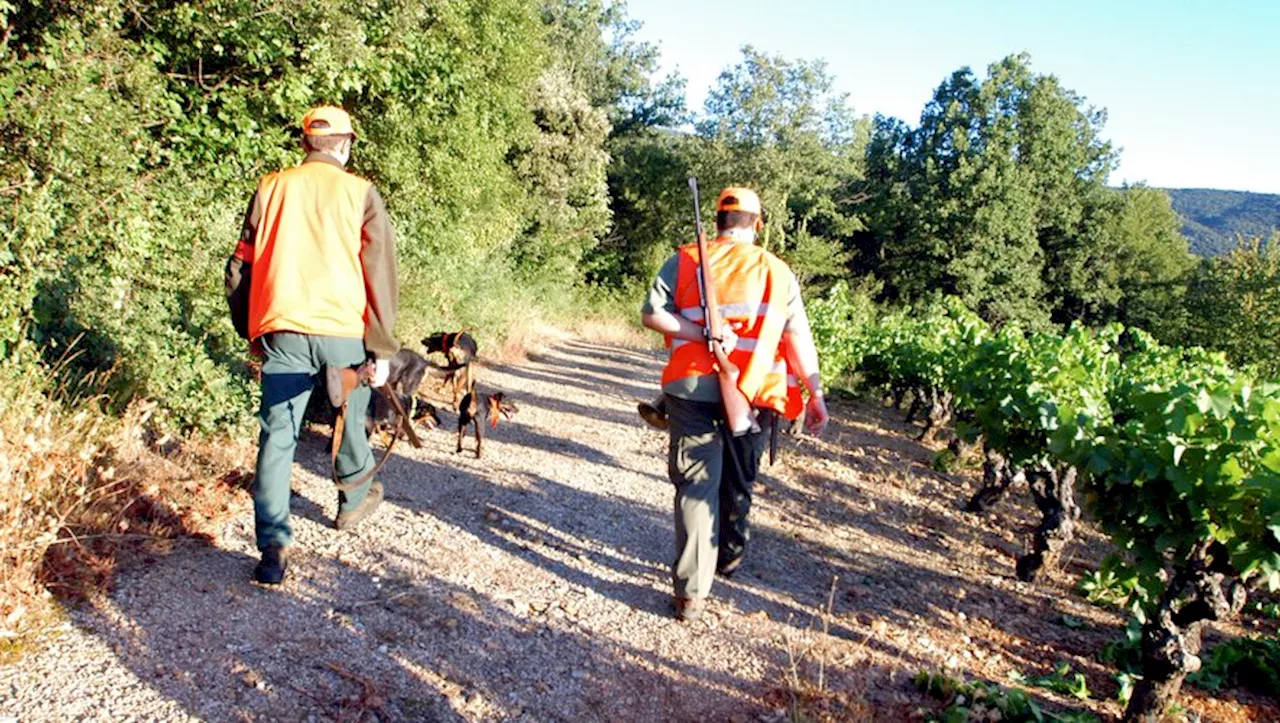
[253,548,288,585]
[336,481,384,531]
[717,557,743,578]
[638,403,670,431]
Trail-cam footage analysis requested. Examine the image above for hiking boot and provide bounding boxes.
[253,545,288,586]
[336,481,384,531]
[673,596,705,622]
[717,556,743,579]
[638,400,669,430]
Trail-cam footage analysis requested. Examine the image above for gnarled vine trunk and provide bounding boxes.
[890,385,908,411]
[1123,542,1247,722]
[904,386,925,423]
[916,387,953,444]
[1015,462,1079,582]
[965,448,1024,513]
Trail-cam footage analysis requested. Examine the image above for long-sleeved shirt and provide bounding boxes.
[224,152,400,358]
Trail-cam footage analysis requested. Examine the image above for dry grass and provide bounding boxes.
[492,311,653,365]
[0,347,253,645]
[571,315,654,350]
[764,576,874,722]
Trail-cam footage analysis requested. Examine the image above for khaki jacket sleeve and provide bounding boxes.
[225,191,261,340]
[360,185,399,359]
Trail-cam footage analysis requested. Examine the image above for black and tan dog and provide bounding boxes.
[366,348,440,437]
[367,391,441,438]
[456,386,516,459]
[422,331,478,411]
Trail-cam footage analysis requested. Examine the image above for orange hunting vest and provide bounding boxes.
[245,161,371,341]
[661,239,804,420]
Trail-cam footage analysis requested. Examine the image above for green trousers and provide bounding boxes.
[254,332,375,551]
[665,395,771,600]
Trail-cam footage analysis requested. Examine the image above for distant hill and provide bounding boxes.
[1162,188,1280,256]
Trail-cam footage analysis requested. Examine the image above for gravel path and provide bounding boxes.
[1,340,874,722]
[3,338,1274,722]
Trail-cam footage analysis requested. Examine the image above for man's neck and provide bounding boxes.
[304,151,347,167]
[717,227,756,244]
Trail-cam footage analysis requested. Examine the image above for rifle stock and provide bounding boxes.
[688,177,756,436]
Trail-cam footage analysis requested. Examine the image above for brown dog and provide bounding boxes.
[456,387,516,459]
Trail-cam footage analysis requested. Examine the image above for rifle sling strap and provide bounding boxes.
[331,385,421,492]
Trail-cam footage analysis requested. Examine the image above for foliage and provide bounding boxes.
[915,670,1099,723]
[805,280,881,388]
[1180,235,1280,378]
[1096,618,1144,677]
[1079,339,1280,604]
[1189,635,1280,696]
[819,289,1280,717]
[957,322,1117,469]
[1,0,664,432]
[1077,555,1143,610]
[1009,662,1092,701]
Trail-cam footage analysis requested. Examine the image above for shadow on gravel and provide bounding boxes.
[64,518,815,720]
[481,365,656,427]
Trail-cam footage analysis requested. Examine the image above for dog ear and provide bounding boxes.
[493,393,516,419]
[487,396,501,429]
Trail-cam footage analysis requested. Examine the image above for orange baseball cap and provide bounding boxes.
[301,106,356,137]
[716,186,764,230]
[716,186,762,215]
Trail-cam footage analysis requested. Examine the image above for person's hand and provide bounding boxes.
[804,393,829,437]
[709,325,738,355]
[369,358,391,388]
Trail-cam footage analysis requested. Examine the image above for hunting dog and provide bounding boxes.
[366,348,440,436]
[422,331,478,411]
[456,385,516,459]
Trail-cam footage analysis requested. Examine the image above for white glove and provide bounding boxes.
[369,358,390,388]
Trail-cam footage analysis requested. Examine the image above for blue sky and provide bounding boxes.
[626,0,1280,194]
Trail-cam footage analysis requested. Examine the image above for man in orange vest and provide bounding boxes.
[225,106,399,585]
[641,186,828,621]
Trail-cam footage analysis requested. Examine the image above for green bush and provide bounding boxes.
[1,0,629,432]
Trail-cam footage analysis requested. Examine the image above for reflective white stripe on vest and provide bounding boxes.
[678,303,771,323]
[671,337,758,353]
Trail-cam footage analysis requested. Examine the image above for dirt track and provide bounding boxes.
[1,338,1275,721]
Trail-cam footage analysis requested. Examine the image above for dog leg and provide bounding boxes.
[474,418,483,459]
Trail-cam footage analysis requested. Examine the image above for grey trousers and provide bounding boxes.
[665,394,770,600]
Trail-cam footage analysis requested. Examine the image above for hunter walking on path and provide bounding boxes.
[641,185,828,622]
[224,106,399,585]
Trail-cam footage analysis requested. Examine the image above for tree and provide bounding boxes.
[541,0,686,136]
[1108,185,1198,338]
[866,54,1125,330]
[601,46,870,291]
[1182,234,1280,378]
[509,66,613,280]
[694,46,868,293]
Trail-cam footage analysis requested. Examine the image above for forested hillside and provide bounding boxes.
[1164,188,1280,256]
